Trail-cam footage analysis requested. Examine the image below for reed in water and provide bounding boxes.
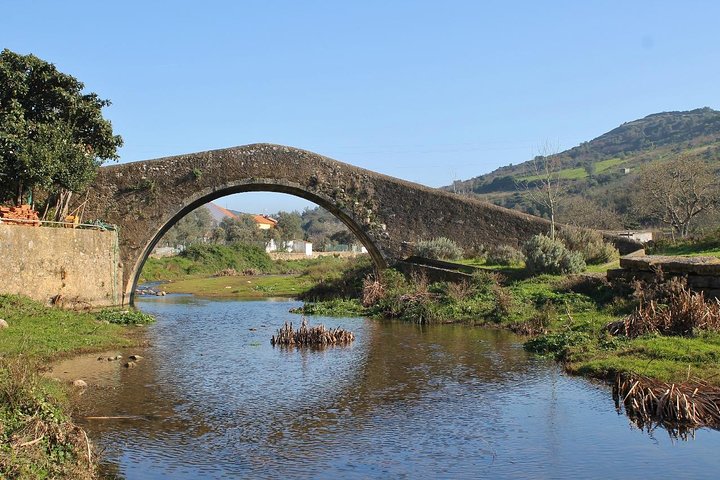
[271,317,355,347]
[614,372,720,437]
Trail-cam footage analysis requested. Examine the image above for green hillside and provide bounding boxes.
[447,107,720,230]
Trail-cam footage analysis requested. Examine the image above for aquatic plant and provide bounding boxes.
[270,317,355,347]
[614,372,720,437]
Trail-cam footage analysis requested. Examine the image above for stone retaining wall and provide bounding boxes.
[607,252,720,298]
[0,224,122,307]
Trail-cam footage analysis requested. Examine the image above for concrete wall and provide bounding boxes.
[0,225,122,307]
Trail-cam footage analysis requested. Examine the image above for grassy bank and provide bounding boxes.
[0,295,149,478]
[298,265,720,388]
[162,274,314,297]
[145,245,371,299]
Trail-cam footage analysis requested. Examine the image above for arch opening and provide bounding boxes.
[128,180,387,304]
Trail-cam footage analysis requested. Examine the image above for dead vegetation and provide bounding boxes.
[610,277,720,338]
[614,372,720,437]
[270,317,355,347]
[361,275,385,307]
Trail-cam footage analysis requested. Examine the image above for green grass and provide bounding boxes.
[140,242,275,282]
[0,295,144,479]
[651,244,720,258]
[147,254,366,299]
[162,274,316,297]
[517,157,626,182]
[0,295,134,360]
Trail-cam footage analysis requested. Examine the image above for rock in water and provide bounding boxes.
[73,379,88,388]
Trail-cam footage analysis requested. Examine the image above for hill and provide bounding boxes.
[447,107,720,230]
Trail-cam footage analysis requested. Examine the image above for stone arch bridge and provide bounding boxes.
[81,144,553,305]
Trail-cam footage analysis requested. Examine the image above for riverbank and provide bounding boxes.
[0,295,149,479]
[145,254,372,299]
[297,266,720,391]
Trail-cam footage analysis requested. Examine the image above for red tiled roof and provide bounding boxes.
[252,214,278,226]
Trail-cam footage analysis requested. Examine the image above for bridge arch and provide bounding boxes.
[80,143,553,305]
[131,179,389,301]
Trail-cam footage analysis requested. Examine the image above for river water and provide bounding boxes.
[69,295,720,479]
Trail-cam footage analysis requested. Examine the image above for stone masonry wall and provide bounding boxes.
[79,143,554,303]
[608,252,720,298]
[0,224,122,307]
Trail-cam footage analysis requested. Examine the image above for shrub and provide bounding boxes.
[470,270,504,293]
[523,234,586,275]
[486,244,524,266]
[523,330,592,360]
[558,226,619,265]
[414,237,463,260]
[97,309,155,325]
[490,284,514,321]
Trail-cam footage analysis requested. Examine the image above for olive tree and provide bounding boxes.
[0,49,122,216]
[635,153,720,238]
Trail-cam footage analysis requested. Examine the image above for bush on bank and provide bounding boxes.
[413,237,463,261]
[523,234,586,275]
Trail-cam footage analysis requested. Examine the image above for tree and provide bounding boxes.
[634,153,720,238]
[0,49,122,214]
[518,142,564,239]
[160,206,215,248]
[217,215,269,244]
[558,197,623,230]
[273,211,304,244]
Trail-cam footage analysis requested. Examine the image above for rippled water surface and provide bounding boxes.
[77,296,720,479]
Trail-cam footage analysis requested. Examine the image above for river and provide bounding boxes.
[64,295,720,479]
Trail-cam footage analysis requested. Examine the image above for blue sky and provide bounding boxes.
[3,1,719,213]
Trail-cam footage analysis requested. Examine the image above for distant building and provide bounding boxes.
[605,230,653,243]
[252,214,278,230]
[284,240,313,256]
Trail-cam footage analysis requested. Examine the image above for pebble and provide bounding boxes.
[124,361,136,368]
[73,379,88,388]
[0,319,8,329]
[128,354,143,361]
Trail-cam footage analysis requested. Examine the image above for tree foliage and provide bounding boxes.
[160,206,215,248]
[0,49,122,206]
[274,211,304,243]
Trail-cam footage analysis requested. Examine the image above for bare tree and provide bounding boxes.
[518,142,564,239]
[635,153,720,239]
[558,197,624,230]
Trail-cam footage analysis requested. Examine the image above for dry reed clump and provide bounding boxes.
[617,284,720,338]
[270,317,355,347]
[614,372,720,436]
[214,268,239,277]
